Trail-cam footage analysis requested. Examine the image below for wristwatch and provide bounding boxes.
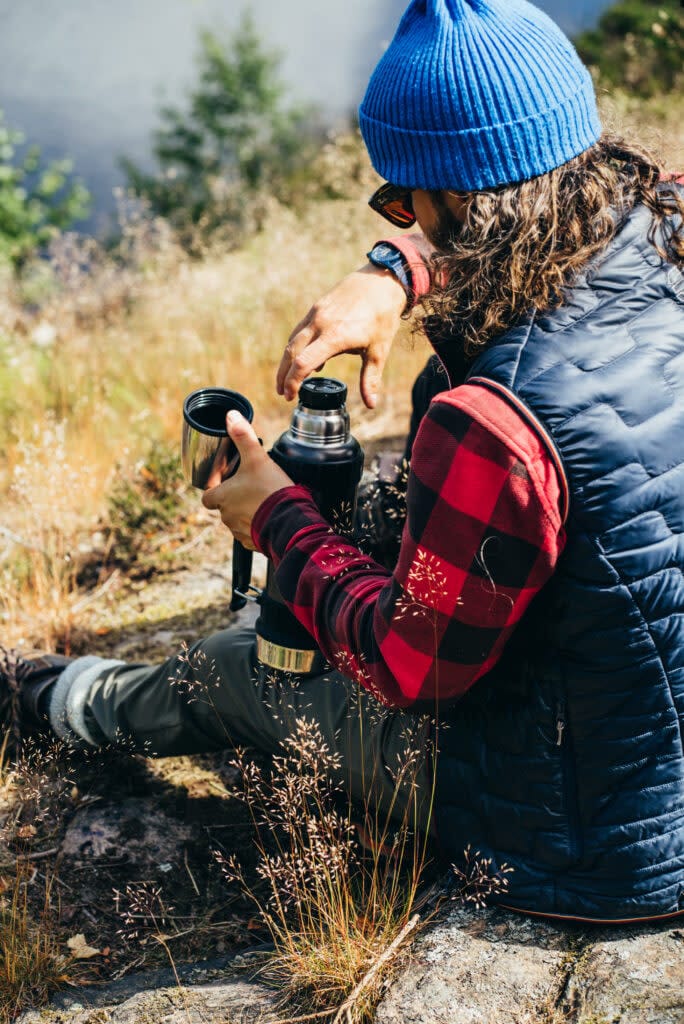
[367,242,411,293]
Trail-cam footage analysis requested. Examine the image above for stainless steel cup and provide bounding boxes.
[182,387,253,490]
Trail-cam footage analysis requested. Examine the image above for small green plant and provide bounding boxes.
[0,109,90,271]
[122,16,319,254]
[106,443,187,566]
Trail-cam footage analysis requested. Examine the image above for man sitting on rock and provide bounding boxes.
[3,0,684,922]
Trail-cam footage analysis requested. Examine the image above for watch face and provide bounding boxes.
[369,244,409,288]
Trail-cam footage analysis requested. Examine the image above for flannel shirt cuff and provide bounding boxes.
[251,484,320,558]
[379,234,433,299]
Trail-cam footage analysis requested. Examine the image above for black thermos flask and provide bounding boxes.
[255,377,364,674]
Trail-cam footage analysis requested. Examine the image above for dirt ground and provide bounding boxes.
[1,531,274,992]
[1,436,408,1001]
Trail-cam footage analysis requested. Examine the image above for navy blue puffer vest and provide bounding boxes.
[433,201,684,920]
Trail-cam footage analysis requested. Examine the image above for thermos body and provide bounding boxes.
[255,378,364,674]
[270,434,364,534]
[182,377,365,674]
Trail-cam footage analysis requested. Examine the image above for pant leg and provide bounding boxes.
[58,624,435,833]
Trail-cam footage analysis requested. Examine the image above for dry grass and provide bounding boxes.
[161,645,440,1023]
[0,867,70,1024]
[598,88,684,169]
[0,145,426,646]
[216,716,438,1024]
[0,739,79,1023]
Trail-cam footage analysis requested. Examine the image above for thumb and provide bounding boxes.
[360,354,384,410]
[226,410,260,459]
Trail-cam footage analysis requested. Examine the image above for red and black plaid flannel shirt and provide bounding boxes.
[252,382,566,708]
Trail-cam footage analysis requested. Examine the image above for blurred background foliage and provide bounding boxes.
[0,111,90,271]
[0,0,682,271]
[576,0,684,96]
[120,16,325,255]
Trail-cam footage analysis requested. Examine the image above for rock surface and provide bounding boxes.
[565,925,684,1024]
[17,905,684,1024]
[376,905,570,1024]
[60,799,194,866]
[375,906,684,1024]
[17,971,277,1023]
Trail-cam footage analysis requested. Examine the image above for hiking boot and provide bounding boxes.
[0,647,73,755]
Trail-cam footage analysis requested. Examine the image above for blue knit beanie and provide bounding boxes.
[359,0,602,191]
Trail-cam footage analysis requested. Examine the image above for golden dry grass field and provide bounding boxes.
[0,101,682,648]
[0,179,427,648]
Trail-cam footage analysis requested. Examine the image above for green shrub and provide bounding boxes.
[106,444,187,565]
[122,16,320,254]
[0,110,90,271]
[576,1,684,97]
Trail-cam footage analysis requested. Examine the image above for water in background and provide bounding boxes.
[0,0,613,225]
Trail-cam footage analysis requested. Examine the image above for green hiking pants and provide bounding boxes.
[73,620,435,833]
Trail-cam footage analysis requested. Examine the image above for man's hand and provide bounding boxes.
[202,411,294,549]
[277,263,407,410]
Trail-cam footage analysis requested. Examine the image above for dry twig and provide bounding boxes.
[71,569,121,613]
[331,913,420,1024]
[183,849,200,897]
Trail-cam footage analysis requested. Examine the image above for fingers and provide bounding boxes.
[277,315,317,397]
[201,479,226,511]
[360,357,380,410]
[201,412,259,512]
[279,264,406,404]
[359,344,389,410]
[230,532,256,551]
[281,336,337,402]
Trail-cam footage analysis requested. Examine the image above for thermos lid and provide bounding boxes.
[300,377,347,410]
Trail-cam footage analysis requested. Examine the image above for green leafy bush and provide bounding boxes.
[576,1,684,97]
[0,110,90,270]
[122,16,320,254]
[106,444,187,566]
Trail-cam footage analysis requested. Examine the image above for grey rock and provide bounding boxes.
[48,955,246,1011]
[14,904,684,1023]
[376,905,569,1024]
[566,925,684,1024]
[60,798,193,867]
[16,973,276,1024]
[376,905,684,1024]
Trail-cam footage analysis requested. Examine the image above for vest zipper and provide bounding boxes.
[556,698,581,863]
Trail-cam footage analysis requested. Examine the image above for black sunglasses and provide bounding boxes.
[368,182,416,228]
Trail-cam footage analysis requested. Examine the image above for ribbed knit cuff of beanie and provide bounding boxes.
[359,0,602,192]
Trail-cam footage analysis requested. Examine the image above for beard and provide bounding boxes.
[422,191,466,252]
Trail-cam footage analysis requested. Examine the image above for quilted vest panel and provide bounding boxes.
[434,201,684,920]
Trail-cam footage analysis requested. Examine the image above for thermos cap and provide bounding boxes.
[300,377,347,410]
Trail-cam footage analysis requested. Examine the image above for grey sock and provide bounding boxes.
[47,656,123,746]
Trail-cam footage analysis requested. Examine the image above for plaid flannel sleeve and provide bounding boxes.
[252,384,566,708]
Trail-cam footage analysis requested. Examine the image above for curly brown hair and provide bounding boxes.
[417,134,684,357]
